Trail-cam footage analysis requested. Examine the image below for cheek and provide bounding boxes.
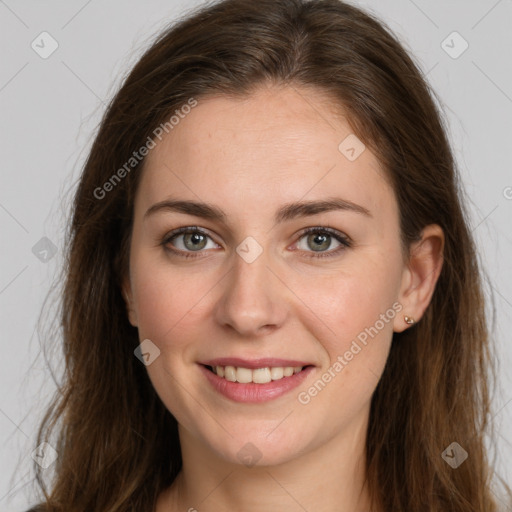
[290,255,401,402]
[290,288,396,436]
[130,258,217,425]
[131,258,241,406]
[294,258,400,345]
[130,252,213,347]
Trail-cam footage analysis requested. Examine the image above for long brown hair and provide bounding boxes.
[33,0,510,510]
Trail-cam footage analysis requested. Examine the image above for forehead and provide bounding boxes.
[137,85,393,221]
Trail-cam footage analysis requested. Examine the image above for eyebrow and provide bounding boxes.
[143,197,372,223]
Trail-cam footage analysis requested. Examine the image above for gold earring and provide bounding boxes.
[404,315,415,325]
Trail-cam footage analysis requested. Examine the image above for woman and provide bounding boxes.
[28,0,510,510]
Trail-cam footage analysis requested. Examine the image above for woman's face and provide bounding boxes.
[125,84,412,466]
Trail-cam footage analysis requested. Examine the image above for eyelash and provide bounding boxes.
[161,226,352,260]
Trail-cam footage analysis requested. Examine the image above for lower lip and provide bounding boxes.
[199,364,314,403]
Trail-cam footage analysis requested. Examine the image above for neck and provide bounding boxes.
[158,406,378,512]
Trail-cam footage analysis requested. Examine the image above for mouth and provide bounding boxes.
[198,359,315,403]
[203,364,312,384]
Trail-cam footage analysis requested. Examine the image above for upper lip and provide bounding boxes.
[200,357,314,369]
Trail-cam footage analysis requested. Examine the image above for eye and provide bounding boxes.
[162,227,220,257]
[294,227,351,258]
[161,226,351,260]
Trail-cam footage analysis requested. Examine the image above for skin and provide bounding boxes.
[123,83,444,512]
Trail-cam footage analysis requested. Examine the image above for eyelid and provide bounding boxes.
[162,225,217,242]
[295,226,351,243]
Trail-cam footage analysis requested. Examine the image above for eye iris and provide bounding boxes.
[184,232,207,251]
[307,233,330,251]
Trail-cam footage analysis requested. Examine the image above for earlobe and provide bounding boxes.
[393,224,444,332]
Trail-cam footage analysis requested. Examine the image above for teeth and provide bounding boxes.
[270,367,284,380]
[253,368,272,384]
[283,367,294,377]
[236,367,253,383]
[224,366,236,382]
[211,365,305,383]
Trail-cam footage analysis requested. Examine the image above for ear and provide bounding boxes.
[122,278,138,327]
[393,224,444,332]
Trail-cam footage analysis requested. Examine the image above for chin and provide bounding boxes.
[198,422,312,468]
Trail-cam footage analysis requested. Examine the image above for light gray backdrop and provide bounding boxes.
[1,0,511,510]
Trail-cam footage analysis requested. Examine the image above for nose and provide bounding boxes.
[213,247,288,337]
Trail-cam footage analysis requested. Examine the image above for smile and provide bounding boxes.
[207,364,304,383]
[199,363,314,403]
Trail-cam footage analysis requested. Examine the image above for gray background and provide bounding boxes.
[0,0,511,510]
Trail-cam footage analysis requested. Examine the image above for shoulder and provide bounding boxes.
[25,506,45,512]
